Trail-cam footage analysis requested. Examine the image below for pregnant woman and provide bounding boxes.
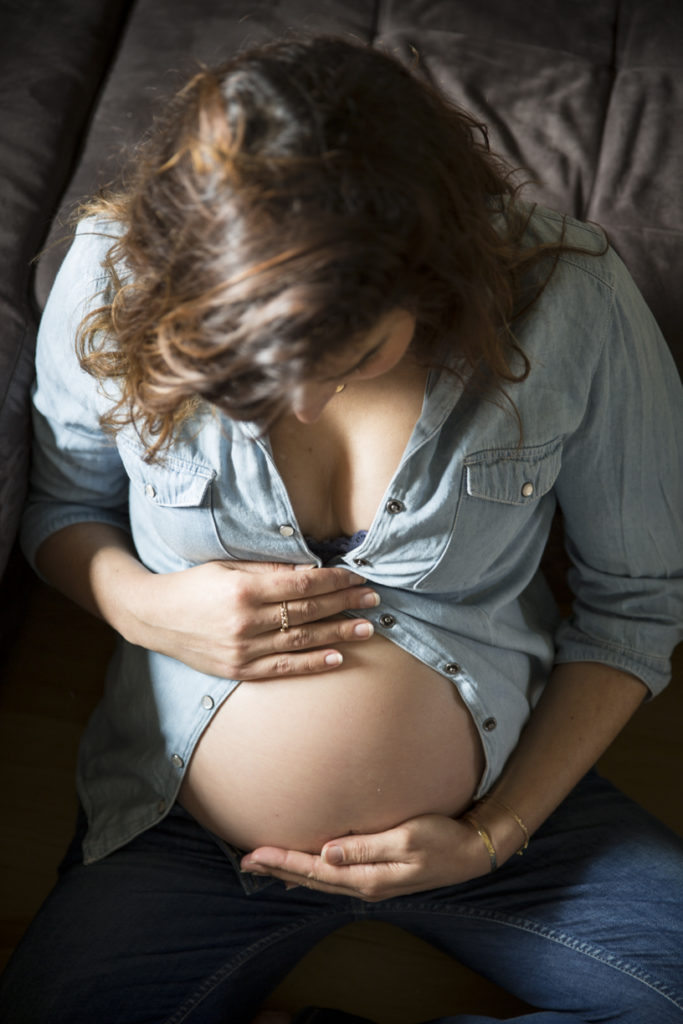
[1,35,682,1024]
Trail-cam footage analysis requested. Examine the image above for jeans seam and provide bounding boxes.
[162,907,350,1024]
[380,902,683,1014]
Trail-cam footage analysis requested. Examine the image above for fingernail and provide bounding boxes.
[294,564,317,571]
[324,652,343,666]
[353,621,374,637]
[324,845,345,865]
[360,591,380,608]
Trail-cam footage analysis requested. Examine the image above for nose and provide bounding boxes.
[292,384,337,423]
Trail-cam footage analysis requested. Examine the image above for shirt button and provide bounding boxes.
[483,717,497,732]
[157,800,167,814]
[144,483,157,500]
[521,482,534,497]
[379,613,396,628]
[353,557,369,567]
[279,524,295,537]
[385,498,405,515]
[201,695,215,710]
[444,662,461,675]
[170,753,184,768]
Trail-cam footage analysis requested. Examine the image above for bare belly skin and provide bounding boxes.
[179,633,485,853]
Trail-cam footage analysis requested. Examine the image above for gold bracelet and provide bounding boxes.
[463,813,497,872]
[481,794,530,855]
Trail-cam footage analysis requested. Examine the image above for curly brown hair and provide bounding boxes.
[76,35,585,459]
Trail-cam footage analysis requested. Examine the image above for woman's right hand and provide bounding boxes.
[128,558,380,680]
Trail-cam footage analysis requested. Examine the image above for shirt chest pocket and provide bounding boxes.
[118,441,232,566]
[414,437,563,592]
[464,438,563,506]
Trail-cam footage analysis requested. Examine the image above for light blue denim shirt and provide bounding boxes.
[22,207,683,863]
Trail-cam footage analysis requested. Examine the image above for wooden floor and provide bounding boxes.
[1,572,681,1021]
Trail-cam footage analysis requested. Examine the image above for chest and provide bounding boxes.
[268,370,429,539]
[120,378,562,594]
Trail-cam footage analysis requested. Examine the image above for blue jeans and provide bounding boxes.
[1,772,682,1023]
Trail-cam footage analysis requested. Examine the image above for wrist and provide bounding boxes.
[459,794,532,872]
[461,813,498,873]
[467,793,532,867]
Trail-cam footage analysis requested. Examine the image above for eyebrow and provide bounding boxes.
[321,335,389,381]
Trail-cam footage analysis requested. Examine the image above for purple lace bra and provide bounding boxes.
[305,530,368,564]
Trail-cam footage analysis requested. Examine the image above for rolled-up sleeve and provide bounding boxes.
[21,221,131,573]
[553,248,683,694]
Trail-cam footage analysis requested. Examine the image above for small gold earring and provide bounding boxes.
[335,384,346,393]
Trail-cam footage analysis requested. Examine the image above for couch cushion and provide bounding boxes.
[375,0,618,218]
[0,0,134,582]
[377,0,683,370]
[586,0,683,368]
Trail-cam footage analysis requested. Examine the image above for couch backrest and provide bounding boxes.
[2,0,682,587]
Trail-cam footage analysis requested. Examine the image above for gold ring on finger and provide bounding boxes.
[279,600,290,632]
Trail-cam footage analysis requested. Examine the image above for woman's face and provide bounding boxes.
[290,308,417,424]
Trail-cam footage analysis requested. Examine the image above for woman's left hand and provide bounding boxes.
[240,813,492,902]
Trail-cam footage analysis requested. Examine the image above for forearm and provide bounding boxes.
[35,522,153,642]
[470,661,648,864]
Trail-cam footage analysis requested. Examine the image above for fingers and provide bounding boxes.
[280,586,380,632]
[240,845,410,902]
[248,583,381,639]
[218,560,316,576]
[242,830,407,878]
[228,612,377,675]
[251,565,370,605]
[221,563,379,635]
[272,612,376,648]
[321,825,413,867]
[235,646,347,680]
[240,846,359,896]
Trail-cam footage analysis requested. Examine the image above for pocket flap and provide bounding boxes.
[118,439,215,508]
[465,438,562,506]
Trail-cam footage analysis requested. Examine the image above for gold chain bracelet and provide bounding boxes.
[462,812,497,872]
[480,794,530,855]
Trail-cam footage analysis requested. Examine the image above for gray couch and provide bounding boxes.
[1,0,682,637]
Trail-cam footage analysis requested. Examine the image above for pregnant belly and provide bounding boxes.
[179,633,485,854]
